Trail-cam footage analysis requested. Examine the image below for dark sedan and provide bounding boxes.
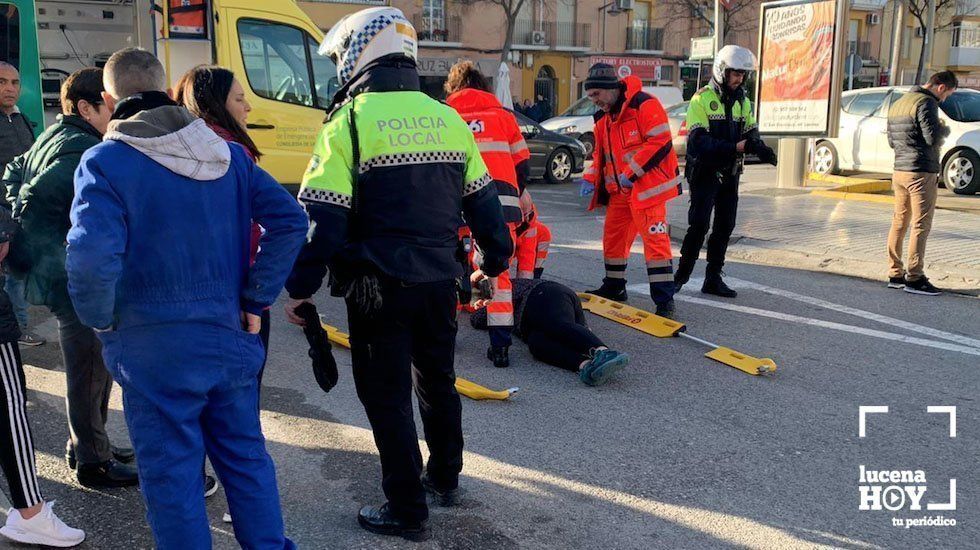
[512,110,586,184]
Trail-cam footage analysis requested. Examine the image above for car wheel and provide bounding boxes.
[813,141,839,175]
[545,148,573,184]
[579,133,594,157]
[944,149,980,195]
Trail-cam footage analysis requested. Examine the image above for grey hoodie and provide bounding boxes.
[103,105,231,181]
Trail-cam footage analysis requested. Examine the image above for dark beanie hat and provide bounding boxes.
[584,63,620,90]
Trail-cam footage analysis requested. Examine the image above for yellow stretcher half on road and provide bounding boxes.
[321,323,519,400]
[578,293,776,376]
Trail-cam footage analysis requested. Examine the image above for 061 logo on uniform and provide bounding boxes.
[857,406,958,528]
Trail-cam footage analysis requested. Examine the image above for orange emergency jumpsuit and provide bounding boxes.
[447,88,530,347]
[585,75,682,306]
[514,199,551,279]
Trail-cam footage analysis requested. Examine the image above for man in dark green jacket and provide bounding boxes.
[885,71,957,296]
[2,67,137,488]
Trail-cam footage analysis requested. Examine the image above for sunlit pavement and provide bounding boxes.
[4,173,979,549]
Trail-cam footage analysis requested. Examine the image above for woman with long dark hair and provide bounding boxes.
[175,66,269,505]
[175,65,261,161]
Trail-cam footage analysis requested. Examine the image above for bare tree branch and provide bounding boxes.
[905,0,957,82]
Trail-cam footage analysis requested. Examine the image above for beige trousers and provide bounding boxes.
[888,172,938,281]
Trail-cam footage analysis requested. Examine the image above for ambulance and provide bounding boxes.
[1,0,338,186]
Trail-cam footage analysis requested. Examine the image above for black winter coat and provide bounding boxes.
[0,205,22,343]
[886,86,950,173]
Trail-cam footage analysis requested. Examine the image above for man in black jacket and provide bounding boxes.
[3,67,138,488]
[885,71,957,296]
[284,8,511,540]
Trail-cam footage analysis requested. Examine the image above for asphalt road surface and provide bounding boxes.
[3,180,979,549]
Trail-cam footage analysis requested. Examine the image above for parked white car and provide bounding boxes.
[813,86,980,195]
[540,86,684,157]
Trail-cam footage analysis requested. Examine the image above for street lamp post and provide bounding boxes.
[598,2,622,53]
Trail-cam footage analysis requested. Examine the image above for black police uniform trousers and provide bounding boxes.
[679,170,740,277]
[346,276,462,523]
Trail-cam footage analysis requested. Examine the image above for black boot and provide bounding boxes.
[357,503,428,541]
[702,271,737,298]
[674,255,696,293]
[585,278,627,302]
[487,346,510,368]
[66,441,135,470]
[421,473,460,507]
[655,300,676,319]
[77,459,139,488]
[533,267,544,279]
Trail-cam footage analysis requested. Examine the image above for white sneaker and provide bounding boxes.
[1,502,85,547]
[222,512,233,523]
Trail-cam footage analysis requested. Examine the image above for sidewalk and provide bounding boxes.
[667,170,980,293]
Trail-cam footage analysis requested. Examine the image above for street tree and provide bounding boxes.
[457,0,529,63]
[905,0,957,82]
[659,0,760,43]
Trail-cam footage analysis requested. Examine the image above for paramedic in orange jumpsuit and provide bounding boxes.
[579,63,682,318]
[446,61,529,368]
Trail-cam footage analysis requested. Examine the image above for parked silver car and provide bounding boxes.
[812,86,980,195]
[666,101,778,162]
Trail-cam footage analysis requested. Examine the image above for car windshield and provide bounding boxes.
[940,91,980,122]
[560,96,599,117]
[666,102,688,118]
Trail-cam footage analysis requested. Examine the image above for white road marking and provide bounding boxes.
[683,277,980,350]
[534,199,585,207]
[660,291,980,358]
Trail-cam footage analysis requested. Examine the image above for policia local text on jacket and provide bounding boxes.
[285,10,511,534]
[676,46,775,297]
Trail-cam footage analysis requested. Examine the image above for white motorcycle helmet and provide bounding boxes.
[318,7,418,87]
[712,45,757,85]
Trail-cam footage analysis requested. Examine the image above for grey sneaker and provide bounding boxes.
[17,331,45,347]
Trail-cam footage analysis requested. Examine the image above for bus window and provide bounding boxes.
[0,4,20,69]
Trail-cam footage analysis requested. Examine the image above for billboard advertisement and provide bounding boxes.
[756,0,842,136]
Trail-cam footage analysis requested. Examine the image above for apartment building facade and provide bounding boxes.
[298,0,768,111]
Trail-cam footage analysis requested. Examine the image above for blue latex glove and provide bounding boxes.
[618,173,634,189]
[577,178,595,197]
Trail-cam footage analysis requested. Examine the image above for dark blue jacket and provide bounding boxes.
[66,103,308,331]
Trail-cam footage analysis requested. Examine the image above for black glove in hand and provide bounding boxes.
[758,146,778,166]
[294,302,339,393]
[345,273,383,318]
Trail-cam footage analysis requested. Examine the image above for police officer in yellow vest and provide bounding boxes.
[283,7,511,540]
[675,45,776,298]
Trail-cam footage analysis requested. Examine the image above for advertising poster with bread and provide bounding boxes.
[757,0,839,135]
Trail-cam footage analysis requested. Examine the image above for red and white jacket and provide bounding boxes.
[447,88,530,223]
[585,75,681,211]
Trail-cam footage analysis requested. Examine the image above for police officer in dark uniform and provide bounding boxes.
[675,45,776,298]
[283,8,511,540]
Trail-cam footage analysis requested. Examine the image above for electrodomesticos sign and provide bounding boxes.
[757,0,841,136]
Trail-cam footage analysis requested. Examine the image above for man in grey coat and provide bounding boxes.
[885,70,957,296]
